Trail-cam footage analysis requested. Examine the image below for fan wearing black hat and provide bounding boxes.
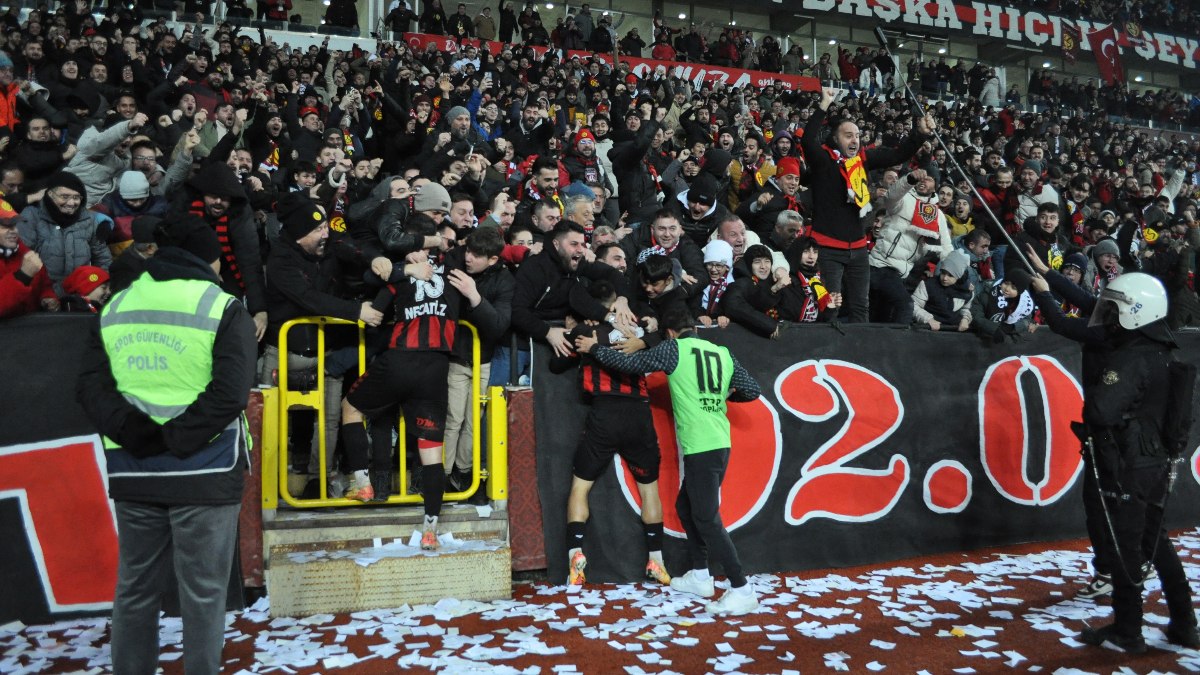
[171,162,269,340]
[76,215,257,675]
[262,194,384,486]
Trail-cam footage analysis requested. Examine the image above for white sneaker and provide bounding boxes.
[669,569,715,598]
[706,586,759,616]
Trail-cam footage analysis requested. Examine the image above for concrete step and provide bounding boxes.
[263,502,509,571]
[267,537,511,617]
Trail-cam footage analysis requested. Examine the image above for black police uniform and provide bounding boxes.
[1079,327,1197,651]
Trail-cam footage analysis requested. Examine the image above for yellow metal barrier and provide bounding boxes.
[267,317,506,508]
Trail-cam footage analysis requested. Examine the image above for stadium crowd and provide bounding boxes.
[1,1,1199,498]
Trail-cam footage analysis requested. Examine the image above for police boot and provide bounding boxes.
[369,470,392,502]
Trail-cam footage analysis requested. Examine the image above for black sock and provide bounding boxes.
[567,521,586,552]
[422,463,444,518]
[643,522,664,553]
[340,422,369,472]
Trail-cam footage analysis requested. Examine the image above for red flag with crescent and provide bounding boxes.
[1086,24,1125,86]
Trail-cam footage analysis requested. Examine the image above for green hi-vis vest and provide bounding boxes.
[668,335,735,456]
[99,277,235,447]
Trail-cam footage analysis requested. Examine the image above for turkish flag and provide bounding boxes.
[1087,24,1125,86]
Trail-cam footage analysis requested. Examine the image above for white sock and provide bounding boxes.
[692,569,711,581]
[353,469,370,487]
[648,550,664,564]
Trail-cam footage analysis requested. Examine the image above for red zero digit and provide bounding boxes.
[775,360,909,526]
[618,372,782,537]
[0,436,118,611]
[978,355,1084,505]
[1191,446,1200,487]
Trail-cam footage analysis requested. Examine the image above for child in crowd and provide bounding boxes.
[912,250,973,331]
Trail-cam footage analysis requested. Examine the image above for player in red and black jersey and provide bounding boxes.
[547,280,670,587]
[339,218,463,551]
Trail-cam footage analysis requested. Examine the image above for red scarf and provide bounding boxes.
[189,200,243,294]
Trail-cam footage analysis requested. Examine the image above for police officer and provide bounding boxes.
[76,216,257,675]
[1034,272,1199,654]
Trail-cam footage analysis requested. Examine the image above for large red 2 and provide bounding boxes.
[0,436,118,612]
[775,360,909,526]
[978,355,1084,505]
[618,372,783,537]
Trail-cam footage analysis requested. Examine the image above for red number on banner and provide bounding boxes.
[978,355,1084,505]
[0,436,117,611]
[618,372,782,537]
[1190,446,1200,487]
[774,360,910,526]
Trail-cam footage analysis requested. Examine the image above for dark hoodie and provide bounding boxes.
[721,245,781,336]
[174,163,267,314]
[1006,215,1077,276]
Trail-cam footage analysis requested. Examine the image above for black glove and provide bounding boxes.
[118,411,171,459]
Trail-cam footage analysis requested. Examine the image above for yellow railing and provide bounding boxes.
[261,317,507,511]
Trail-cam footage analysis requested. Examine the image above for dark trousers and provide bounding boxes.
[1101,461,1197,638]
[111,501,240,675]
[676,449,747,587]
[868,266,914,325]
[1081,453,1113,576]
[818,246,870,323]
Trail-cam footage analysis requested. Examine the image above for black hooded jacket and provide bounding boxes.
[172,164,268,314]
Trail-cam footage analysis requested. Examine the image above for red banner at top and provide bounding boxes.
[401,33,822,93]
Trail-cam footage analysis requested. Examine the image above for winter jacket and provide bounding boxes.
[801,107,927,248]
[609,119,664,226]
[869,179,953,278]
[172,165,267,314]
[0,242,57,318]
[447,248,514,366]
[721,257,781,337]
[673,190,729,248]
[16,203,113,292]
[510,249,625,341]
[75,247,257,505]
[265,236,362,357]
[66,119,137,208]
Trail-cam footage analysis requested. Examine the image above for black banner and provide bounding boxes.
[534,325,1200,584]
[0,315,119,624]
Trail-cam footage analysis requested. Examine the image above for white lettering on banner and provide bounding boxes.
[932,0,964,30]
[808,0,836,10]
[837,0,874,19]
[1024,11,1050,46]
[1178,37,1200,68]
[971,2,1006,38]
[1156,35,1179,65]
[874,0,902,22]
[1134,31,1158,59]
[902,0,935,27]
[1003,6,1022,41]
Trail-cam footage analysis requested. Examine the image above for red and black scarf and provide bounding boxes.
[189,200,244,294]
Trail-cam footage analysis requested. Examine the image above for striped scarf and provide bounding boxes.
[189,200,244,295]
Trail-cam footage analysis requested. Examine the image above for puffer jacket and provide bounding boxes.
[16,203,113,292]
[869,178,952,278]
[66,119,136,208]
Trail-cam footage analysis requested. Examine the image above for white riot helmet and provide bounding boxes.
[1088,272,1168,329]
